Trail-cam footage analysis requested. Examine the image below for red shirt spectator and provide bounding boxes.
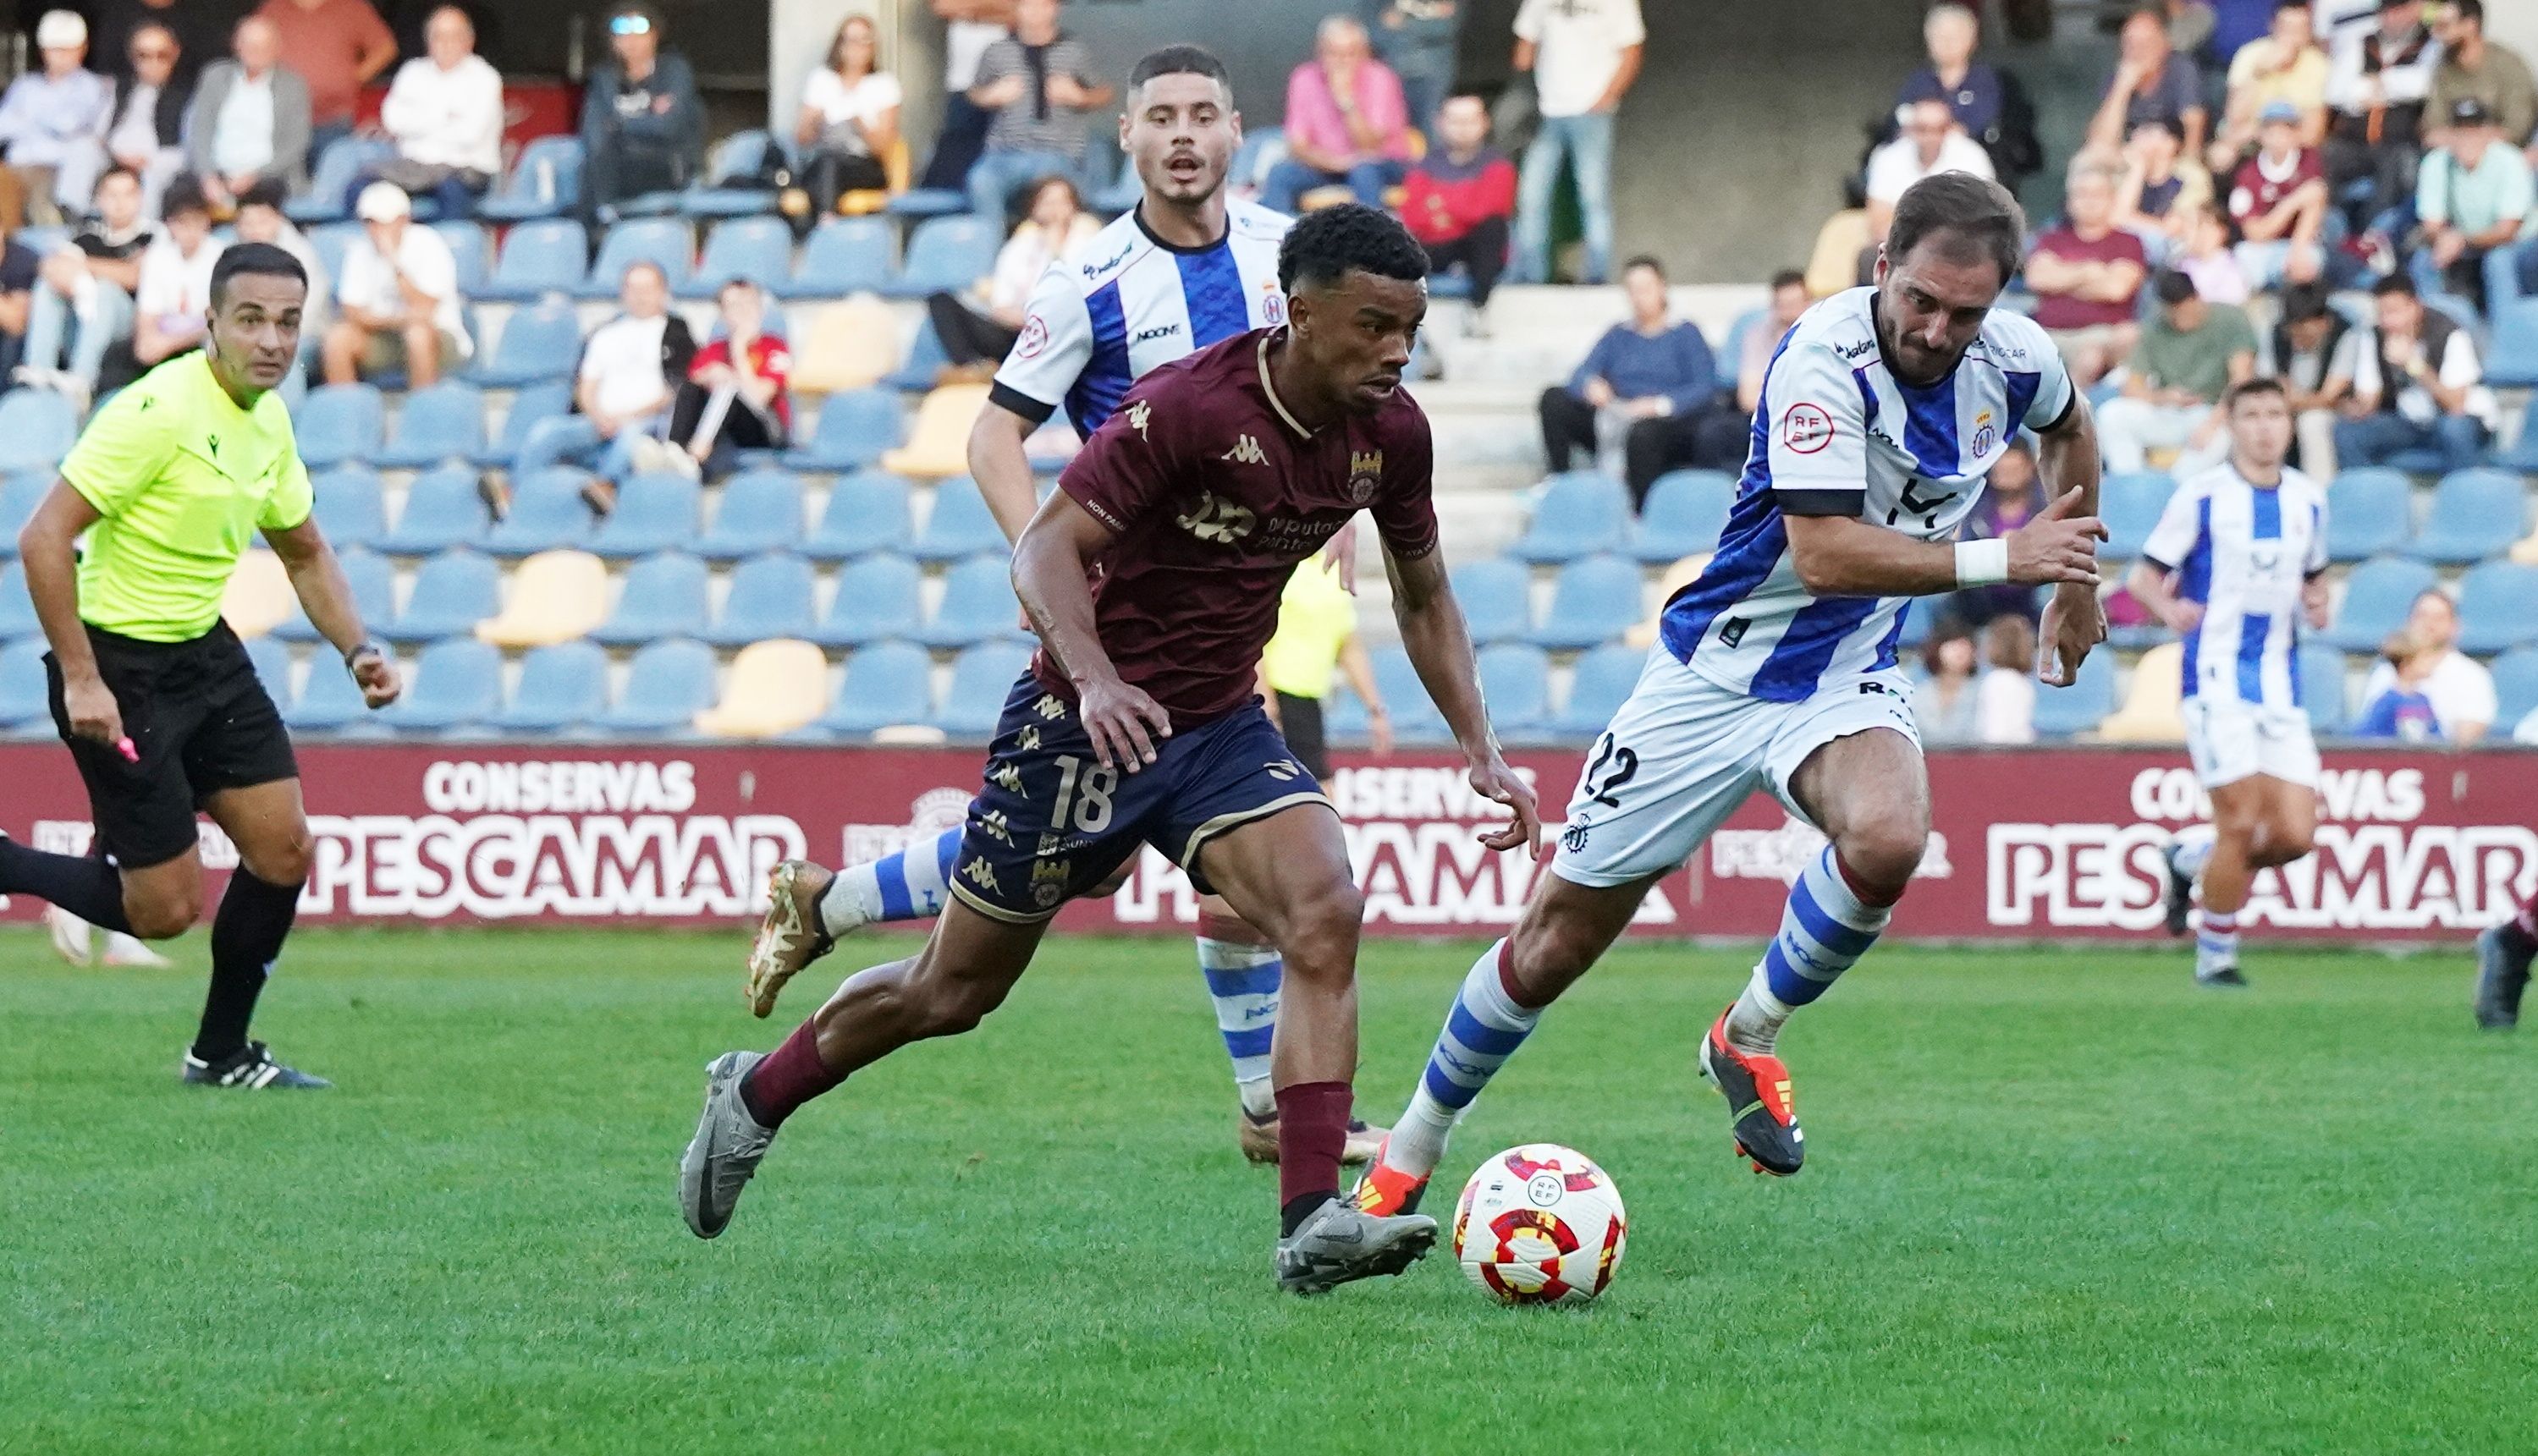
[690,332,793,432]
[255,0,395,129]
[2029,226,2148,331]
[1401,148,1514,246]
[2227,141,2326,230]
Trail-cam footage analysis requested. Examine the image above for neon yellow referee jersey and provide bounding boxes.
[1262,559,1359,701]
[60,352,312,643]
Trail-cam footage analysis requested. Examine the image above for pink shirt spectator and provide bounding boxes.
[1283,58,1413,164]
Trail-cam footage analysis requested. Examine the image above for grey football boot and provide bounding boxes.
[680,1051,777,1239]
[1275,1197,1439,1294]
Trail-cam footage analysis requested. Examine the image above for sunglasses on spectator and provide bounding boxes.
[609,14,652,35]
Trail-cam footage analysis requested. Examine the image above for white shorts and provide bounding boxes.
[2182,697,2320,790]
[1550,649,1922,887]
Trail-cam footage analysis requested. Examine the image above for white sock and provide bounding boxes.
[2170,824,2217,883]
[1724,978,1795,1057]
[1196,934,1280,1118]
[1385,939,1542,1180]
[822,827,962,937]
[2197,909,2240,976]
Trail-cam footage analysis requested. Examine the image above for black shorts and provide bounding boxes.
[1275,692,1330,782]
[46,621,299,869]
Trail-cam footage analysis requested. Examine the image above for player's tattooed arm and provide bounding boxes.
[1011,491,1173,772]
[265,516,401,708]
[1385,545,1544,859]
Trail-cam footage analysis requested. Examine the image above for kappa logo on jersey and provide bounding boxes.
[989,762,1027,796]
[1221,434,1268,466]
[1175,491,1257,544]
[961,856,1001,893]
[1015,314,1050,360]
[1347,448,1383,505]
[1017,725,1042,751]
[1780,403,1834,454]
[1124,398,1153,440]
[1265,758,1302,782]
[1034,694,1070,722]
[977,810,1014,845]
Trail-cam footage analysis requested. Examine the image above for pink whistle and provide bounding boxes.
[115,736,138,763]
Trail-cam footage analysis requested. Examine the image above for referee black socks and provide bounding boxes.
[193,868,303,1064]
[0,834,132,932]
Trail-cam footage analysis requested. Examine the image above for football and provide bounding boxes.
[1451,1144,1627,1306]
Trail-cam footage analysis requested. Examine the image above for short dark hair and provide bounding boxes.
[236,177,289,213]
[2280,280,2332,323]
[2372,272,2420,300]
[2222,376,2287,412]
[2130,117,2183,144]
[96,164,139,190]
[2453,0,2483,28]
[1886,172,2026,286]
[161,173,210,220]
[1769,268,1807,294]
[2152,268,2198,307]
[211,241,308,308]
[1621,254,1665,280]
[2274,0,2307,15]
[1127,44,1230,101]
[1276,202,1429,291]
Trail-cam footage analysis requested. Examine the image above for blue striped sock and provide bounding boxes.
[1729,846,1893,1054]
[1197,934,1280,1118]
[823,827,962,936]
[2196,910,2239,976]
[1387,940,1540,1179]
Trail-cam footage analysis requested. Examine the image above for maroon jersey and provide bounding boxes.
[1042,327,1439,725]
[2227,149,2325,231]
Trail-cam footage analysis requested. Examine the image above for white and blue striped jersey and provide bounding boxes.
[2140,464,2328,707]
[1658,288,2076,702]
[988,198,1292,438]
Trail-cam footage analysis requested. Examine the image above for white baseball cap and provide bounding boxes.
[355,181,413,223]
[36,10,86,49]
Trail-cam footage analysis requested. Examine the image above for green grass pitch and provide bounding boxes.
[6,927,2534,1453]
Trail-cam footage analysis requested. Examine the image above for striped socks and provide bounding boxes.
[1725,846,1893,1056]
[1197,915,1280,1118]
[1384,940,1543,1181]
[2197,910,2240,977]
[823,827,962,935]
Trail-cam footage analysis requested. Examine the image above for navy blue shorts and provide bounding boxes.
[948,673,1331,923]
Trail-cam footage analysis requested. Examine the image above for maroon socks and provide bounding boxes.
[1276,1080,1352,1233]
[738,1018,847,1129]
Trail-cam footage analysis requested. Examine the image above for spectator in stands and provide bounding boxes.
[1363,0,1462,134]
[1864,97,1996,244]
[2263,281,2353,472]
[1897,4,2002,154]
[1913,623,1982,745]
[796,13,903,217]
[649,279,793,486]
[2330,272,2494,475]
[580,3,706,227]
[1978,613,2038,744]
[322,181,465,387]
[2025,158,2146,389]
[2096,268,2257,475]
[2356,629,2446,740]
[2210,0,2328,172]
[1263,15,1413,216]
[917,0,1014,193]
[102,21,189,217]
[129,175,214,369]
[253,0,396,157]
[233,176,327,345]
[2112,118,2210,256]
[1734,269,1809,420]
[2429,1,2535,153]
[928,173,1095,371]
[2417,98,2534,313]
[1510,0,1643,284]
[15,165,149,409]
[2087,8,2208,161]
[2226,100,2329,287]
[1401,93,1515,314]
[362,5,504,221]
[91,0,217,90]
[0,13,114,230]
[186,16,314,212]
[523,260,697,491]
[2323,0,2439,230]
[1952,442,2045,627]
[2174,201,2251,305]
[964,0,1111,223]
[2362,589,2496,743]
[1534,255,1731,508]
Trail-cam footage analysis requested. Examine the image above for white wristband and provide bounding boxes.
[1953,538,2010,589]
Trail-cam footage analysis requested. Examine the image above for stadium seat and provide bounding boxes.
[685,215,792,297]
[2029,648,2116,738]
[480,135,586,223]
[0,389,76,476]
[0,635,43,728]
[387,550,501,644]
[2096,472,2174,561]
[695,468,807,560]
[918,552,1026,649]
[1553,643,1645,738]
[883,383,991,480]
[2325,469,2413,562]
[1508,473,1629,563]
[785,389,902,472]
[243,635,294,703]
[884,314,951,392]
[706,552,818,646]
[600,638,719,735]
[818,640,933,738]
[0,472,47,556]
[782,217,895,299]
[287,135,391,223]
[1476,644,1552,739]
[484,468,597,557]
[1528,554,1645,650]
[2409,469,2530,564]
[494,640,609,733]
[1364,646,1451,744]
[2486,298,2538,389]
[933,641,1036,737]
[694,638,829,738]
[883,187,968,220]
[789,296,903,394]
[306,219,362,288]
[285,650,374,730]
[471,299,583,387]
[220,548,295,639]
[478,381,575,468]
[2497,398,2538,472]
[432,220,492,294]
[804,470,916,560]
[2326,556,2439,651]
[293,383,385,471]
[812,551,922,646]
[2096,641,2185,742]
[680,130,782,219]
[912,476,1006,560]
[2298,642,2351,734]
[2493,647,2538,731]
[377,381,487,469]
[588,471,701,559]
[1632,470,1735,563]
[0,563,32,638]
[592,552,709,646]
[581,217,693,297]
[379,464,491,555]
[308,465,385,550]
[387,637,504,732]
[275,546,393,643]
[478,218,589,302]
[477,548,609,647]
[2454,561,2538,656]
[884,214,999,299]
[1451,558,1533,646]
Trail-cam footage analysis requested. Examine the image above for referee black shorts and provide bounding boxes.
[46,622,299,870]
[1275,691,1331,783]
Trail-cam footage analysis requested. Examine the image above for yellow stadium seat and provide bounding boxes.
[837,134,911,217]
[695,638,829,739]
[221,548,295,640]
[790,295,902,396]
[1804,210,1870,299]
[2511,529,2538,566]
[476,549,609,648]
[880,382,991,479]
[2098,641,2186,742]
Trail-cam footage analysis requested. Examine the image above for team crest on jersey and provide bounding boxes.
[1780,403,1834,454]
[1125,398,1152,439]
[1016,314,1050,360]
[1176,491,1257,544]
[1261,277,1286,326]
[1346,449,1382,505]
[1031,858,1071,909]
[1971,408,1996,457]
[1222,434,1268,465]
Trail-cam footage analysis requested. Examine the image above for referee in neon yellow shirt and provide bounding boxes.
[2,241,399,1090]
[1259,552,1392,776]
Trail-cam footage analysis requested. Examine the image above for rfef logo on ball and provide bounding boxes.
[1780,401,1835,453]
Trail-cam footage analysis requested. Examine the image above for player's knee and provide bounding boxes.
[2257,821,2315,867]
[125,892,201,941]
[1277,880,1365,979]
[1835,821,1925,898]
[245,827,315,887]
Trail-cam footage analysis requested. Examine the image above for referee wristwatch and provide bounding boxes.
[344,641,385,673]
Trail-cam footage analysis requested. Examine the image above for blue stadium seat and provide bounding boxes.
[387,637,504,732]
[309,465,385,549]
[695,469,807,561]
[885,214,999,299]
[804,471,915,560]
[1632,470,1735,563]
[581,217,693,298]
[933,641,1035,736]
[2326,557,2438,651]
[286,136,392,223]
[2455,561,2538,656]
[0,472,46,556]
[294,383,384,471]
[243,636,293,705]
[684,215,793,297]
[592,552,710,646]
[377,381,487,469]
[2030,649,2116,738]
[1365,646,1451,744]
[2097,472,2174,561]
[1508,473,1629,563]
[2493,647,2538,731]
[601,638,718,734]
[1452,557,1533,646]
[495,640,609,733]
[590,471,701,559]
[484,469,597,557]
[785,389,902,472]
[918,552,1025,649]
[706,552,818,646]
[913,478,1006,561]
[0,635,48,728]
[2325,469,2413,563]
[2486,298,2538,389]
[2409,469,2530,564]
[1553,643,1645,738]
[883,188,969,220]
[0,563,36,638]
[0,389,77,475]
[432,220,492,294]
[1528,554,1644,650]
[480,135,586,223]
[275,547,392,642]
[380,465,491,554]
[781,217,895,299]
[306,219,361,287]
[680,130,781,218]
[478,381,574,468]
[812,552,922,646]
[1476,644,1552,739]
[884,315,950,392]
[286,651,374,730]
[387,550,501,644]
[478,218,589,302]
[2497,398,2538,472]
[471,299,583,387]
[2298,642,2350,735]
[818,640,933,737]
